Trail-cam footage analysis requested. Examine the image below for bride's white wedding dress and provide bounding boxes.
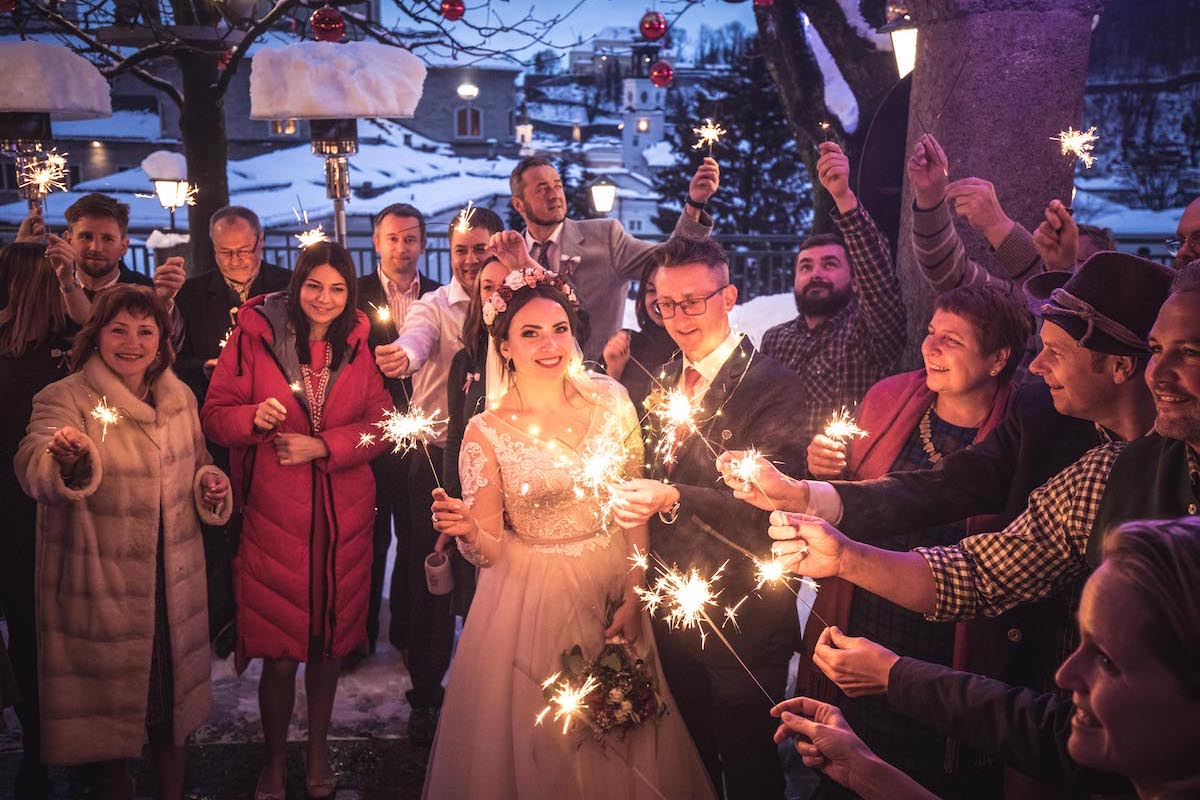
[423,375,717,800]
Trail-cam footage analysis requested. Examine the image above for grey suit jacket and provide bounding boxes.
[550,210,712,362]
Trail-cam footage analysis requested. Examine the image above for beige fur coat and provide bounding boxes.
[15,356,231,764]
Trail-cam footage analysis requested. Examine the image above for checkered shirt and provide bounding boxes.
[760,204,907,466]
[915,441,1139,622]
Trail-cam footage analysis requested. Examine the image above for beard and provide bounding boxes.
[795,282,852,318]
[524,203,566,228]
[76,255,120,280]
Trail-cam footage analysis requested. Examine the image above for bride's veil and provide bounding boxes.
[483,334,589,410]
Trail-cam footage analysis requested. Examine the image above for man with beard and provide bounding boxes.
[60,193,185,347]
[761,142,907,474]
[509,155,719,362]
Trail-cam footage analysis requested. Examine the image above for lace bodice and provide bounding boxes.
[458,375,644,562]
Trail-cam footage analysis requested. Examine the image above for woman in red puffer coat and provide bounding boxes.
[202,241,390,800]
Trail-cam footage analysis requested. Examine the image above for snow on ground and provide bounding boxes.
[250,41,426,121]
[1072,189,1187,234]
[2,41,111,119]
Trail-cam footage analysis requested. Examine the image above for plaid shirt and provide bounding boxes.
[760,204,907,467]
[917,441,1200,621]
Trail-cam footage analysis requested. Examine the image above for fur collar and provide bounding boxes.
[81,355,191,424]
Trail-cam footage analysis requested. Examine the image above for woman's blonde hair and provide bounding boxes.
[0,242,65,358]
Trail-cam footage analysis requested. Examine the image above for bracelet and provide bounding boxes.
[658,500,680,525]
[685,197,707,210]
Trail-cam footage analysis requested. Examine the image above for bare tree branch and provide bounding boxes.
[212,0,303,95]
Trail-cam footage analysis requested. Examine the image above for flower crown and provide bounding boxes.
[482,266,580,328]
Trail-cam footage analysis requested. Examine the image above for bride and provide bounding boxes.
[422,232,716,800]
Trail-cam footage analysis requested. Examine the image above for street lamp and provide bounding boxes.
[456,82,480,102]
[881,3,918,79]
[141,150,195,231]
[589,177,617,216]
[153,179,196,230]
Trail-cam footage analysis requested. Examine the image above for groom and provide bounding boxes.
[613,237,808,799]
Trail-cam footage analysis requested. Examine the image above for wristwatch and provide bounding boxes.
[685,197,707,210]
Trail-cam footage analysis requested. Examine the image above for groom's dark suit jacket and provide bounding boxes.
[647,337,809,661]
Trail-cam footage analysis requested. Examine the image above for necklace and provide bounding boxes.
[919,406,942,464]
[300,344,333,433]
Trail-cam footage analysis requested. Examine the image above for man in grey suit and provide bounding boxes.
[510,155,720,362]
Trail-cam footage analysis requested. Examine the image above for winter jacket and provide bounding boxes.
[16,356,231,764]
[201,292,390,667]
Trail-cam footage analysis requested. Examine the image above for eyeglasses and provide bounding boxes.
[216,235,262,262]
[1165,232,1200,257]
[654,285,729,319]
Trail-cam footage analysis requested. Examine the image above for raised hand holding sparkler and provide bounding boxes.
[686,157,720,218]
[47,425,89,474]
[1033,198,1079,270]
[716,450,808,513]
[907,133,949,209]
[767,510,851,579]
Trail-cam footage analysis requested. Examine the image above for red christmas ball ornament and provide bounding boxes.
[218,49,233,72]
[753,0,775,6]
[310,5,345,42]
[440,0,465,21]
[639,10,667,41]
[0,0,16,12]
[649,59,674,88]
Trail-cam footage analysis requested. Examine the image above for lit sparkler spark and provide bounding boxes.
[729,447,764,488]
[89,397,121,442]
[1054,126,1098,170]
[374,406,447,455]
[650,388,701,466]
[356,432,377,449]
[627,545,650,573]
[691,118,727,155]
[289,381,303,394]
[295,224,329,249]
[369,302,391,323]
[452,200,477,235]
[536,672,601,735]
[635,560,725,634]
[823,408,867,444]
[218,327,232,349]
[18,149,69,197]
[818,121,832,141]
[753,557,788,590]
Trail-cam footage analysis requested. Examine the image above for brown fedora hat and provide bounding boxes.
[1024,252,1175,355]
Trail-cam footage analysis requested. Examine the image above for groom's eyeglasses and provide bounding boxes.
[654,285,729,319]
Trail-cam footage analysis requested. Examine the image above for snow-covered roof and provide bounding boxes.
[1,41,111,120]
[0,120,517,231]
[249,41,427,120]
[642,141,679,168]
[52,110,165,141]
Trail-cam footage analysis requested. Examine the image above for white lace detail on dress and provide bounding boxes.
[457,440,495,567]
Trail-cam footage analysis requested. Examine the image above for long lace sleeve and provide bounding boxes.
[456,418,507,567]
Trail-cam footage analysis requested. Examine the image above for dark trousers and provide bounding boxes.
[367,451,413,650]
[0,485,43,794]
[405,445,455,709]
[654,617,789,800]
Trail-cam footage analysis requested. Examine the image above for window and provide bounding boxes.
[640,91,648,103]
[637,117,650,133]
[455,106,482,139]
[270,119,298,135]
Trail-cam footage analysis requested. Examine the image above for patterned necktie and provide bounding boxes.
[534,241,552,271]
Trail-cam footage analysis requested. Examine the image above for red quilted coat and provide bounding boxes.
[201,292,390,668]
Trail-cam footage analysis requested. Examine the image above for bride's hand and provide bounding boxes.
[603,596,643,645]
[431,488,479,540]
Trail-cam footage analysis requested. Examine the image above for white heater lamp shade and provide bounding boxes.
[889,27,918,79]
[154,179,194,210]
[1,41,112,120]
[590,179,617,215]
[456,82,480,101]
[250,41,427,120]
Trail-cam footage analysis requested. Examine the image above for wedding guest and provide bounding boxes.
[0,240,90,798]
[612,237,809,799]
[509,155,718,361]
[201,242,389,799]
[782,516,1200,800]
[373,205,505,744]
[15,285,232,800]
[601,261,678,412]
[799,286,1030,795]
[1168,196,1199,269]
[356,203,440,658]
[760,142,907,475]
[174,205,292,656]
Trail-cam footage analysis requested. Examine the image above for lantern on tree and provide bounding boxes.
[440,0,466,21]
[640,11,667,41]
[310,5,346,42]
[649,59,674,88]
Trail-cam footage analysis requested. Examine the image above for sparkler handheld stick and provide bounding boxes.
[692,118,727,158]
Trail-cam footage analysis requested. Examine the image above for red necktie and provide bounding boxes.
[667,367,703,474]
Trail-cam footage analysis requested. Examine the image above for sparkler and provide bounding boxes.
[818,121,832,141]
[823,408,867,444]
[374,406,448,487]
[536,672,602,735]
[452,200,477,236]
[648,388,702,467]
[356,432,377,449]
[16,149,70,214]
[218,327,232,350]
[691,118,727,157]
[1054,126,1098,170]
[89,397,121,442]
[293,206,328,249]
[728,447,764,489]
[369,302,391,324]
[289,381,303,394]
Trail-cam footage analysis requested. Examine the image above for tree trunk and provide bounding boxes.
[176,53,229,276]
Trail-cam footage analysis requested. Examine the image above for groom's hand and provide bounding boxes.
[611,479,679,529]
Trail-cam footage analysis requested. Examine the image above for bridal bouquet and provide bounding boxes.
[539,602,667,742]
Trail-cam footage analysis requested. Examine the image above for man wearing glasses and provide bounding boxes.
[612,237,809,800]
[175,205,292,656]
[1168,196,1200,269]
[761,142,908,476]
